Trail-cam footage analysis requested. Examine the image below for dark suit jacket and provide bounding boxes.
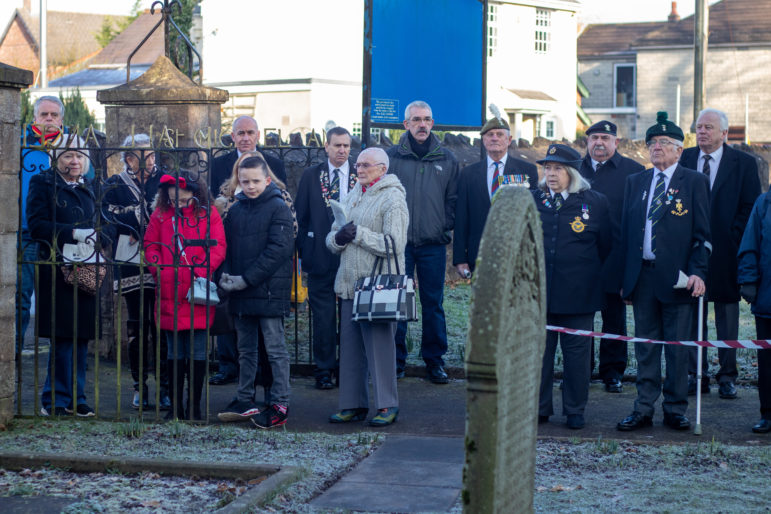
[209,149,286,197]
[621,165,711,303]
[580,151,645,293]
[453,155,538,270]
[295,159,356,275]
[679,144,761,302]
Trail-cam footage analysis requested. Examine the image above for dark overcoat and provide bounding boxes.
[209,150,286,197]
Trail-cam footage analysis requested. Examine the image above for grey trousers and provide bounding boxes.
[234,316,290,407]
[688,301,739,383]
[539,312,594,417]
[631,267,694,417]
[338,300,398,411]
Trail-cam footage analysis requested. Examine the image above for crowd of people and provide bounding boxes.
[17,95,771,434]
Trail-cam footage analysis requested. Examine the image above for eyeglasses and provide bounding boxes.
[354,162,385,170]
[646,139,678,148]
[408,117,433,124]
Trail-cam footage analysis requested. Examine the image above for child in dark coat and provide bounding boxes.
[218,156,295,428]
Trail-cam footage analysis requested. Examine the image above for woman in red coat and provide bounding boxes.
[144,171,226,419]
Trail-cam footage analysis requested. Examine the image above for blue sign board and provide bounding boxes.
[369,0,486,129]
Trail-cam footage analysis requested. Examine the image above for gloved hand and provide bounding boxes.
[334,222,357,246]
[740,283,758,304]
[219,273,248,292]
[72,228,96,244]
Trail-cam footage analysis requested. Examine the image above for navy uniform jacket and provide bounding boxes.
[579,151,645,293]
[209,149,286,197]
[453,155,538,270]
[679,144,760,302]
[621,165,711,303]
[295,159,355,275]
[533,188,611,314]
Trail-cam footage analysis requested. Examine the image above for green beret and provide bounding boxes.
[481,117,510,135]
[645,111,684,143]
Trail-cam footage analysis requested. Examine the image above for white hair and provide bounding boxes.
[34,95,64,120]
[120,133,152,169]
[404,100,432,121]
[358,147,389,170]
[538,165,591,194]
[697,108,729,131]
[50,133,89,169]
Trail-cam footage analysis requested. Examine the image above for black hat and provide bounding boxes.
[480,116,510,135]
[536,144,582,168]
[586,120,617,136]
[645,111,684,143]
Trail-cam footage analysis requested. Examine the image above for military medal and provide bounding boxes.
[570,216,586,233]
[642,190,647,201]
[581,203,589,220]
[671,198,688,216]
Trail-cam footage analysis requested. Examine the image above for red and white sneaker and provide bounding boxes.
[250,404,288,429]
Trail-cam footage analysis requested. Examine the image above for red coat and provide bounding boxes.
[144,204,226,331]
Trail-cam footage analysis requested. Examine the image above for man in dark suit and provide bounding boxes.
[453,116,538,277]
[680,108,761,400]
[579,121,645,393]
[295,127,356,389]
[617,112,711,432]
[208,115,286,386]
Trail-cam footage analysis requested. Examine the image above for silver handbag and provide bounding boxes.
[187,276,220,306]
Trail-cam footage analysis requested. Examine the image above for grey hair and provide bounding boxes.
[359,147,389,170]
[120,133,152,169]
[697,108,729,131]
[538,165,591,194]
[404,100,432,121]
[33,95,65,120]
[232,115,258,131]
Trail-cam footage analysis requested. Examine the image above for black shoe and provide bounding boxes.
[538,415,549,424]
[752,419,771,433]
[617,412,653,431]
[663,413,691,430]
[251,404,288,429]
[718,381,737,399]
[217,398,260,422]
[426,365,449,384]
[396,368,406,380]
[209,372,237,386]
[604,379,623,393]
[40,406,68,417]
[566,414,585,429]
[688,375,710,396]
[315,374,334,390]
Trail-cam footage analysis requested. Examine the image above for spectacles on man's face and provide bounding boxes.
[409,117,433,124]
[354,162,385,170]
[646,139,677,148]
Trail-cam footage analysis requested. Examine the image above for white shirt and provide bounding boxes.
[328,160,351,200]
[548,189,569,201]
[590,158,607,171]
[486,154,508,198]
[696,145,724,189]
[643,162,678,260]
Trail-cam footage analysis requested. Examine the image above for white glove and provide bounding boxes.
[219,273,248,292]
[73,228,96,244]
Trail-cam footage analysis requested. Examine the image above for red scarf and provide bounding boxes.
[362,176,382,194]
[30,124,62,143]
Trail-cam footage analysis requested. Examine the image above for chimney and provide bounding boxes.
[23,0,31,12]
[668,1,681,22]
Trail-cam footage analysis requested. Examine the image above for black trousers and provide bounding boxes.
[307,273,339,378]
[753,316,771,420]
[125,288,168,394]
[595,292,628,382]
[688,301,739,383]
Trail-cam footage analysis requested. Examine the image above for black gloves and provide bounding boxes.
[334,222,357,246]
[740,283,758,304]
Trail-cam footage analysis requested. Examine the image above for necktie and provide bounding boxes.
[330,168,340,201]
[490,161,501,197]
[595,161,604,172]
[647,172,666,254]
[702,155,711,179]
[553,193,563,210]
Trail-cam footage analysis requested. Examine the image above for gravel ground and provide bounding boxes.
[1,420,769,512]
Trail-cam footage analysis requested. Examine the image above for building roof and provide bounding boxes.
[578,21,667,57]
[89,11,164,67]
[508,89,556,101]
[49,64,150,87]
[2,8,125,66]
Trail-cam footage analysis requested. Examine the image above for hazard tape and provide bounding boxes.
[546,325,771,350]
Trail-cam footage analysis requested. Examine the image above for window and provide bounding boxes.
[488,4,498,57]
[614,64,635,108]
[534,9,551,54]
[546,120,554,138]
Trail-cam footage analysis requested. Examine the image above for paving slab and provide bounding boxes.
[311,435,463,513]
[0,495,78,513]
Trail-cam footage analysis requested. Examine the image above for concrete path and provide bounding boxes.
[310,435,464,513]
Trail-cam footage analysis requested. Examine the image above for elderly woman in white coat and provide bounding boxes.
[326,147,409,427]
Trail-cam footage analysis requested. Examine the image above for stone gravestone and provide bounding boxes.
[463,185,546,513]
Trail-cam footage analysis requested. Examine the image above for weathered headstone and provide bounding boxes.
[0,62,33,425]
[463,185,546,513]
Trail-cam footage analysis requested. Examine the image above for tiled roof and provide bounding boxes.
[49,64,150,87]
[90,11,164,67]
[578,22,667,57]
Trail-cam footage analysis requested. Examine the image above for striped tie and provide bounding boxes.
[647,172,666,254]
[490,161,501,197]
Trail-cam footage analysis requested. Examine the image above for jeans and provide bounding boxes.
[164,330,208,361]
[41,338,88,409]
[16,232,37,355]
[395,243,448,369]
[215,332,239,378]
[234,316,290,406]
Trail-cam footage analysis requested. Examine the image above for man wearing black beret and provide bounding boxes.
[580,120,644,393]
[617,112,711,432]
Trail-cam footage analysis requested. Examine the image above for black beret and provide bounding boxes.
[586,120,617,136]
[536,144,582,168]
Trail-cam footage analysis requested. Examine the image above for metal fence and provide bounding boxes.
[16,134,326,422]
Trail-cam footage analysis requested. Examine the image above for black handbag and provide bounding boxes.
[352,235,417,323]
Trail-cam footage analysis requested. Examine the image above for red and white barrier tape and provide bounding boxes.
[546,325,771,350]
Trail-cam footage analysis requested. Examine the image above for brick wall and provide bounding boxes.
[0,19,38,75]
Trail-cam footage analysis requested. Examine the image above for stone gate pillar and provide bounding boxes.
[0,62,33,425]
[463,186,547,513]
